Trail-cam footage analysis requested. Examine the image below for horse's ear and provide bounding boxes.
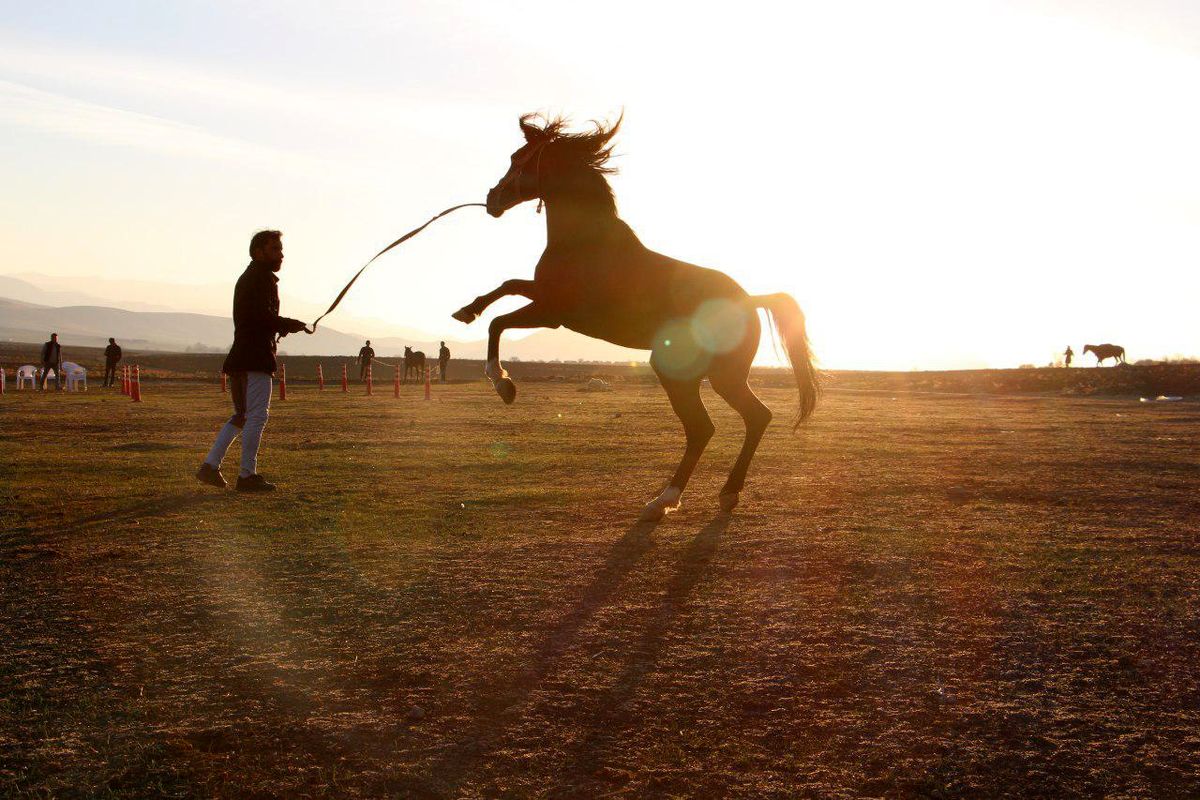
[520,112,549,143]
[520,119,543,143]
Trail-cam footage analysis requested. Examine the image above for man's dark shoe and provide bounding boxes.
[236,474,276,492]
[195,462,227,488]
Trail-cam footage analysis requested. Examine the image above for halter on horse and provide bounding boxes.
[454,113,819,519]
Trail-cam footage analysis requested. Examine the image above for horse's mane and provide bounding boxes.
[520,112,623,175]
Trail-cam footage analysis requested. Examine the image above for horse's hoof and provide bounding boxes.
[640,487,681,521]
[718,492,739,513]
[496,377,517,405]
[452,307,477,324]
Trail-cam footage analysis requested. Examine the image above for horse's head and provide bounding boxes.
[404,346,412,355]
[1082,344,1095,355]
[486,112,622,217]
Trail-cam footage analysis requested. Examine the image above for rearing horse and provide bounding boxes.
[454,114,819,520]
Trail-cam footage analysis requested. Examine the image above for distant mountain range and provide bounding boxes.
[0,276,645,363]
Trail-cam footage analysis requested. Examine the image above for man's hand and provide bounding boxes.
[278,317,309,336]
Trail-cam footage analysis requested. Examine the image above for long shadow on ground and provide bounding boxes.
[427,517,662,794]
[556,513,729,781]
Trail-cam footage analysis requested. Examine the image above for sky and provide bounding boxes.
[2,0,1198,369]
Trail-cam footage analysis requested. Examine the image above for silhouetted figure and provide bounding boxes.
[197,230,309,492]
[104,337,123,387]
[1083,343,1125,366]
[358,340,375,381]
[1063,346,1073,368]
[438,341,450,382]
[453,113,818,519]
[404,346,426,383]
[39,333,61,391]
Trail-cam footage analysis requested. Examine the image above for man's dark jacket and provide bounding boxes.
[105,343,122,364]
[222,261,305,375]
[41,340,60,365]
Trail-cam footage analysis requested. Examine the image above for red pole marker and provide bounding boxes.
[367,364,373,396]
[394,364,401,398]
[317,364,325,390]
[424,366,431,400]
[279,363,287,401]
[1,367,6,395]
[220,372,227,393]
[342,364,348,393]
[131,365,142,402]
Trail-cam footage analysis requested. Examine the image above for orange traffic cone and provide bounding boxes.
[131,365,142,402]
[279,363,287,401]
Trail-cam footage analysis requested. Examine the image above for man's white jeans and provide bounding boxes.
[204,371,272,478]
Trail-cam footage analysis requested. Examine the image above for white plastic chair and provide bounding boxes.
[62,361,87,391]
[16,365,37,390]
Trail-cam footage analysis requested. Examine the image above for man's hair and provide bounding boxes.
[50,332,57,338]
[109,337,115,344]
[249,229,282,257]
[366,340,371,345]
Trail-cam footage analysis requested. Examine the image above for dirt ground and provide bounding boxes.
[2,378,1198,798]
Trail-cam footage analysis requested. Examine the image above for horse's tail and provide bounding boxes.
[750,293,819,430]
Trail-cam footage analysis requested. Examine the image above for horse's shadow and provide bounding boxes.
[432,512,729,795]
[559,513,728,774]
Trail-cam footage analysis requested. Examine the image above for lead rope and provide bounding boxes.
[309,202,487,332]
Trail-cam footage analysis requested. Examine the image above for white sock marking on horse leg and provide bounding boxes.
[484,359,506,382]
[640,486,682,520]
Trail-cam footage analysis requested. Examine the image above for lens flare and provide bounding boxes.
[690,298,748,355]
[653,318,710,381]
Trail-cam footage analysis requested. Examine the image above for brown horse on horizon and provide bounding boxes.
[453,113,819,520]
[403,346,426,382]
[1083,343,1126,366]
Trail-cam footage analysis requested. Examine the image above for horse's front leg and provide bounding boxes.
[453,279,538,324]
[485,302,560,404]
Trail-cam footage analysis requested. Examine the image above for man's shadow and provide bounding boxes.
[431,512,729,795]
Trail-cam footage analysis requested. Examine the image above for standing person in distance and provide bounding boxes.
[103,337,123,387]
[1063,345,1073,368]
[358,340,375,382]
[39,333,62,391]
[196,230,310,492]
[438,340,451,383]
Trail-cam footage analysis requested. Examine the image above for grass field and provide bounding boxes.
[2,377,1198,798]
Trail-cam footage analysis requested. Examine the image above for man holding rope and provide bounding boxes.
[196,230,309,492]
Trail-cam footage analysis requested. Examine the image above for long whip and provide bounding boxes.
[309,202,487,331]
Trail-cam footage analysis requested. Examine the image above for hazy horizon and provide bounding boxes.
[3,1,1198,369]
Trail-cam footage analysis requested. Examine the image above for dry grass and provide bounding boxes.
[2,378,1198,798]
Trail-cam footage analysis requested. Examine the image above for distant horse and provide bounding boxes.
[403,346,426,382]
[1083,343,1126,366]
[453,113,819,519]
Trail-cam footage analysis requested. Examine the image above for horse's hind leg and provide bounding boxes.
[708,359,772,513]
[641,372,713,521]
